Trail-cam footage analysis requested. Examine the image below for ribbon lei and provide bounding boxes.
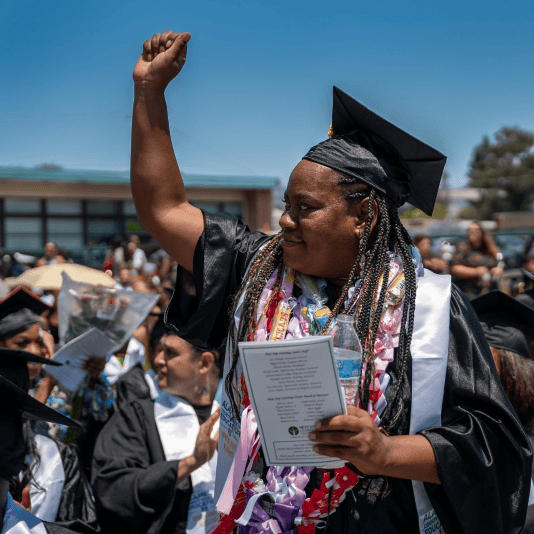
[213,252,415,534]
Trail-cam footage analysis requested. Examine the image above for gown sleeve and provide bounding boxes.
[91,400,190,534]
[54,441,101,534]
[419,285,533,534]
[164,212,270,350]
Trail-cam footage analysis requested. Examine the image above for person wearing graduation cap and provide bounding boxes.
[0,349,86,534]
[0,349,100,534]
[516,269,534,313]
[471,290,534,533]
[0,287,54,388]
[91,331,221,534]
[129,31,531,534]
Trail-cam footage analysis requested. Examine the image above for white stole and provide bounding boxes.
[410,269,451,534]
[1,494,47,534]
[154,392,219,534]
[144,369,161,400]
[103,337,146,385]
[23,435,65,523]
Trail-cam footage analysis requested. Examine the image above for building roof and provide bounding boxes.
[0,165,279,190]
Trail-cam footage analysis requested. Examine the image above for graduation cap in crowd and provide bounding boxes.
[303,86,447,216]
[0,287,51,340]
[0,348,79,481]
[471,290,534,359]
[515,270,534,309]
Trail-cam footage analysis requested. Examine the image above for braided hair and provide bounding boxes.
[226,173,417,435]
[9,420,45,502]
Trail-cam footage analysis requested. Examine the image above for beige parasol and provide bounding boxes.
[9,264,116,290]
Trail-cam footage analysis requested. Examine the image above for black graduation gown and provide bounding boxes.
[54,439,100,534]
[165,212,532,534]
[91,399,212,534]
[114,363,151,412]
[43,523,84,534]
[522,435,534,534]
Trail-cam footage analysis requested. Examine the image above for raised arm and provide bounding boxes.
[131,30,204,273]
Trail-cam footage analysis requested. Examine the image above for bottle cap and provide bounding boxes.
[336,314,354,324]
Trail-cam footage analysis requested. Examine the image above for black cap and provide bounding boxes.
[0,347,62,367]
[0,287,50,319]
[0,287,51,340]
[149,318,173,349]
[0,352,79,481]
[303,86,447,216]
[471,290,534,359]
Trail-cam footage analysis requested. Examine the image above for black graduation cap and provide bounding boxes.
[0,287,51,339]
[0,349,75,434]
[149,317,173,349]
[0,349,78,480]
[303,86,447,216]
[0,347,62,367]
[471,290,534,359]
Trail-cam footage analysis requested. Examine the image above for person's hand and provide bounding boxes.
[41,329,55,360]
[309,405,391,476]
[82,357,106,378]
[14,487,31,512]
[133,31,191,91]
[191,407,220,468]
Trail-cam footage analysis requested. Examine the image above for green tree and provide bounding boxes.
[468,126,534,219]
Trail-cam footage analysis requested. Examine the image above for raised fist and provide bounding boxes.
[133,30,191,91]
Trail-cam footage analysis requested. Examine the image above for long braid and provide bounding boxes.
[378,215,417,429]
[226,233,284,420]
[321,191,374,333]
[328,175,417,427]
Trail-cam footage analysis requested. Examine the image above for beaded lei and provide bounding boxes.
[210,250,423,534]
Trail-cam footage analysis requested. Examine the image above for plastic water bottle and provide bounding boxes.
[333,314,362,406]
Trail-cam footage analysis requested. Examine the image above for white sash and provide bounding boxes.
[103,337,146,385]
[1,494,47,534]
[410,269,451,534]
[24,435,65,523]
[144,369,160,400]
[154,392,219,534]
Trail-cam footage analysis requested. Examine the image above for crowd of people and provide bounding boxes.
[2,29,534,534]
[413,221,534,300]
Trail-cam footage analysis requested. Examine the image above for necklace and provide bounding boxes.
[210,252,419,534]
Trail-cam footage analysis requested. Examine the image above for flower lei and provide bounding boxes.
[209,251,422,534]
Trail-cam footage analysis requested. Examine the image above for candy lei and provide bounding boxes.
[210,252,422,534]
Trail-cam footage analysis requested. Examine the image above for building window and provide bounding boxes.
[222,202,243,219]
[87,219,119,244]
[46,199,82,215]
[86,200,119,216]
[47,218,84,250]
[4,198,41,214]
[5,217,43,251]
[123,201,138,216]
[125,218,149,236]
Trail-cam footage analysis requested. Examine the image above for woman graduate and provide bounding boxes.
[0,349,81,534]
[129,31,532,534]
[0,290,100,533]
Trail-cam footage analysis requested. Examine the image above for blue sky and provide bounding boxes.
[1,0,533,188]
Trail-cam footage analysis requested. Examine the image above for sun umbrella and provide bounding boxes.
[11,264,116,290]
